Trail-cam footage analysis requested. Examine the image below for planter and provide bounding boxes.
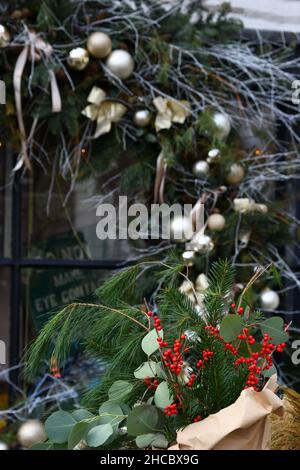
[169,375,284,450]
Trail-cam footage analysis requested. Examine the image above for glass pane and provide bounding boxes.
[0,148,12,259]
[21,168,144,261]
[21,267,113,346]
[0,267,10,409]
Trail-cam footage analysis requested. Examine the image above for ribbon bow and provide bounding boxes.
[82,87,127,138]
[13,31,62,170]
[153,96,190,132]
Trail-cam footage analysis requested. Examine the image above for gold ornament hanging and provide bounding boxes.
[67,47,89,70]
[153,96,190,132]
[82,86,127,138]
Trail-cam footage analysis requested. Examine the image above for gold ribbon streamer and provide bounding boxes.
[154,151,168,204]
[153,96,190,132]
[82,86,127,138]
[13,33,62,171]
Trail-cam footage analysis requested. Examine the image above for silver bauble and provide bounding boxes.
[133,109,151,127]
[207,213,226,232]
[87,31,112,59]
[193,234,214,253]
[170,215,193,242]
[260,289,280,311]
[226,163,245,185]
[182,250,196,266]
[0,24,10,48]
[207,148,220,163]
[213,112,231,139]
[106,49,134,79]
[193,160,209,177]
[0,441,8,450]
[67,47,89,70]
[17,420,46,448]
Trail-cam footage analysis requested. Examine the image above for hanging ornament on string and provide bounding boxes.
[182,250,196,266]
[87,31,112,59]
[207,148,220,164]
[17,420,46,448]
[67,47,89,70]
[207,213,226,232]
[226,163,245,185]
[189,233,214,253]
[170,215,194,243]
[212,112,231,139]
[260,288,280,311]
[0,441,8,450]
[133,109,152,128]
[0,24,10,47]
[106,49,134,79]
[193,160,209,177]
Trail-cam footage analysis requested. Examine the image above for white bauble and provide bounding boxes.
[67,47,89,70]
[213,112,231,139]
[207,148,220,163]
[195,273,209,292]
[87,32,112,59]
[193,160,209,177]
[17,420,46,448]
[106,49,134,79]
[193,234,214,253]
[260,289,280,311]
[207,213,226,232]
[0,441,8,450]
[182,250,196,266]
[133,109,151,127]
[170,215,193,242]
[226,163,245,185]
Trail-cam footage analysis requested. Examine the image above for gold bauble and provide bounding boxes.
[133,109,152,127]
[225,163,245,185]
[67,47,89,71]
[0,24,10,48]
[17,420,46,448]
[207,213,226,232]
[182,250,196,266]
[87,32,112,59]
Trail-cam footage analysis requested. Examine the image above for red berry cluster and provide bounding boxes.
[196,349,214,369]
[237,327,255,345]
[143,377,159,390]
[162,337,187,376]
[231,303,244,315]
[164,403,180,416]
[276,342,286,353]
[193,415,201,422]
[187,373,196,388]
[205,325,238,355]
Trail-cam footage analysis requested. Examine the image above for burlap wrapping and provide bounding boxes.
[169,375,284,450]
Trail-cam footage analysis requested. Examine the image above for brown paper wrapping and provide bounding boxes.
[169,375,284,450]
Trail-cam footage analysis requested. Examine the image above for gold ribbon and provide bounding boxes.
[82,87,127,138]
[13,32,62,171]
[153,151,168,204]
[153,96,190,132]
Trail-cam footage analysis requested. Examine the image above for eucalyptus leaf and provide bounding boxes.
[154,381,173,409]
[258,317,289,345]
[108,380,133,401]
[68,421,90,450]
[127,405,161,437]
[142,329,163,357]
[134,361,158,379]
[86,423,114,448]
[262,364,277,378]
[45,410,76,444]
[72,409,94,421]
[220,314,243,342]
